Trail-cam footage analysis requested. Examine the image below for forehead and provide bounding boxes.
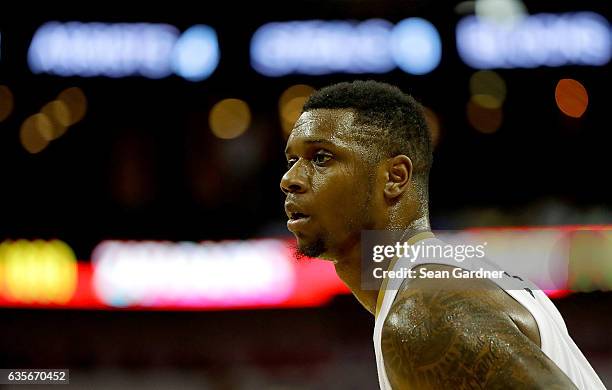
[287,108,356,147]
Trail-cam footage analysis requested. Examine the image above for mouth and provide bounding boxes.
[289,212,309,221]
[286,212,311,231]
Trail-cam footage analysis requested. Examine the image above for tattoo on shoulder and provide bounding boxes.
[381,289,577,389]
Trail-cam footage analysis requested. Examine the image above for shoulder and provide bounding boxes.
[381,265,513,366]
[380,264,573,389]
[385,264,540,344]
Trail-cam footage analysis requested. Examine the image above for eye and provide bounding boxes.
[313,151,332,166]
[286,158,298,170]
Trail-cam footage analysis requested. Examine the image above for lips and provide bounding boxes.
[288,211,308,220]
[284,202,311,231]
[287,215,311,232]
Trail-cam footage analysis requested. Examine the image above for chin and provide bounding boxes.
[294,235,328,259]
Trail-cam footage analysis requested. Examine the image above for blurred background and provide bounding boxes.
[0,0,610,388]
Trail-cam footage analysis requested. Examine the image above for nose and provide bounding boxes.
[280,162,307,195]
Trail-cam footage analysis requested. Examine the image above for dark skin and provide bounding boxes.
[281,108,577,389]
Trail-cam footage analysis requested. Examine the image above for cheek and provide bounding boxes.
[313,172,369,224]
[312,170,351,203]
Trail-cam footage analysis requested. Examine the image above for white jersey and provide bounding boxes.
[373,234,606,390]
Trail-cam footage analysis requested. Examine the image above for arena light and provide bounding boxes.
[0,239,349,310]
[171,25,220,81]
[422,107,441,146]
[451,229,568,290]
[2,227,612,311]
[28,22,219,81]
[474,0,528,25]
[20,113,52,154]
[40,100,70,140]
[555,78,589,118]
[92,240,298,308]
[209,98,251,139]
[278,84,315,137]
[390,18,442,75]
[469,70,507,109]
[0,85,14,122]
[0,239,78,304]
[57,87,87,125]
[456,12,611,69]
[250,18,441,76]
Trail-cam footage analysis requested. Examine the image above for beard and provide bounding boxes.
[295,235,327,259]
[293,175,376,260]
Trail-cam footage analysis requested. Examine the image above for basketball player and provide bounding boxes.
[280,81,605,389]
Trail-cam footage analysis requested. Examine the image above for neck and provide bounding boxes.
[333,215,431,315]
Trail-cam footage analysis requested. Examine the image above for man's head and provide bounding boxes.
[280,80,433,260]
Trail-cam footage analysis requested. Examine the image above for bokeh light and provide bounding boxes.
[470,70,506,109]
[0,85,15,122]
[40,100,71,140]
[390,17,442,75]
[0,239,78,304]
[467,98,503,134]
[568,231,612,292]
[57,87,87,125]
[171,24,220,82]
[468,70,506,133]
[423,107,441,147]
[209,98,251,139]
[475,0,527,25]
[457,12,611,69]
[20,113,54,153]
[279,84,314,137]
[555,79,588,118]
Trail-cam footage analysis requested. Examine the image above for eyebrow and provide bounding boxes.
[284,138,336,155]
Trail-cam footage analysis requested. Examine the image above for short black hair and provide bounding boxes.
[302,80,433,182]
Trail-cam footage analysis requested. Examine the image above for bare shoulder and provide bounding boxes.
[380,264,576,389]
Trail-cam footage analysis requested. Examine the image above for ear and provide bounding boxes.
[383,155,413,200]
